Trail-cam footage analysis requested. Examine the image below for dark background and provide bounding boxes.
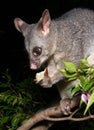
[0,0,94,73]
[0,0,93,80]
[0,1,94,129]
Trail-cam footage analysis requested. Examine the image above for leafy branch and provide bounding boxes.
[17,96,94,130]
[16,59,94,130]
[59,59,94,115]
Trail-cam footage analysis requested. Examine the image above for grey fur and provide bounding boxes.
[14,8,94,114]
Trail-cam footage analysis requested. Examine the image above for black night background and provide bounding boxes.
[0,0,94,72]
[0,0,94,73]
[0,0,94,129]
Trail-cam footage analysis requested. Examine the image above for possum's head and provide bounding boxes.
[14,9,57,70]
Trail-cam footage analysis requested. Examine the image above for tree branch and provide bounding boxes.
[45,109,94,122]
[17,96,80,130]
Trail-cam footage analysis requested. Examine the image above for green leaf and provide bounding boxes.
[79,59,89,72]
[84,92,94,115]
[79,76,87,90]
[11,114,22,129]
[80,59,88,65]
[72,86,81,96]
[63,61,77,73]
[0,116,10,125]
[79,76,86,85]
[12,98,18,106]
[85,80,94,91]
[59,69,77,79]
[79,99,84,107]
[67,75,77,81]
[59,69,71,77]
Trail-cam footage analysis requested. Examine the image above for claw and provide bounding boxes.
[60,98,72,115]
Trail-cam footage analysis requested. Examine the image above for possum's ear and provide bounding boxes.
[38,9,51,35]
[14,18,29,33]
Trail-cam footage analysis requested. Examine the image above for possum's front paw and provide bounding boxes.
[60,98,72,115]
[35,68,52,88]
[40,75,52,88]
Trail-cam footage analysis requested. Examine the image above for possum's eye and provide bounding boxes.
[33,47,42,57]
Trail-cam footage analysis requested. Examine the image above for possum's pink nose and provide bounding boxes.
[30,59,40,70]
[30,63,38,70]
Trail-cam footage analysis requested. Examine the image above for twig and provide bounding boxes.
[45,112,94,122]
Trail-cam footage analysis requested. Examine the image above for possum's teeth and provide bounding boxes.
[35,68,48,83]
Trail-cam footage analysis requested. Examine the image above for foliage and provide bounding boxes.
[0,69,46,130]
[1,58,94,129]
[59,59,94,115]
